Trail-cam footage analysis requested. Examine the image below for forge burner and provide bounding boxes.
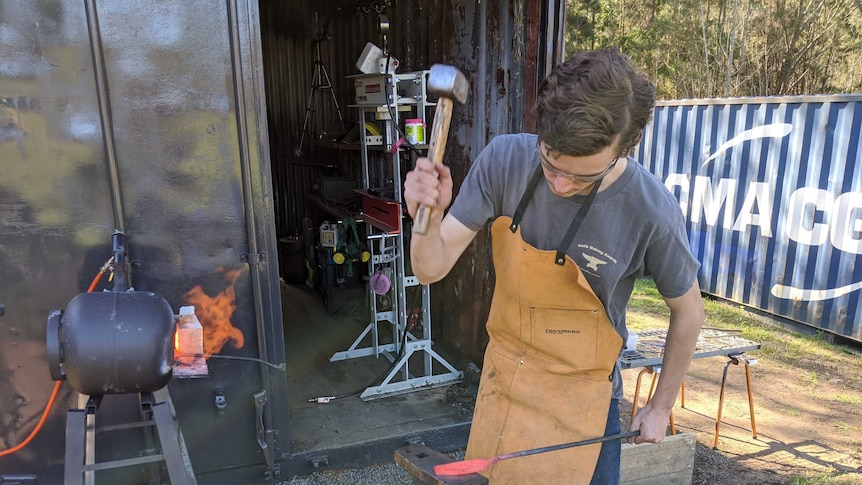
[47,290,175,395]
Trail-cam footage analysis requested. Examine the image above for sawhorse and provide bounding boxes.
[629,353,758,449]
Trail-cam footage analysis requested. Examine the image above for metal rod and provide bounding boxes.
[713,358,734,449]
[631,367,650,420]
[83,454,165,472]
[745,363,757,438]
[83,0,126,234]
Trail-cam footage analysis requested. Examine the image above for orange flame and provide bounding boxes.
[182,268,245,357]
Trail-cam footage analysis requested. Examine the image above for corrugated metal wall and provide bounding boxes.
[259,0,436,238]
[258,0,544,235]
[636,95,862,343]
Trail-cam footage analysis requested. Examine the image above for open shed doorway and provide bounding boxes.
[257,0,475,461]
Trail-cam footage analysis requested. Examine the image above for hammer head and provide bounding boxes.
[428,64,469,104]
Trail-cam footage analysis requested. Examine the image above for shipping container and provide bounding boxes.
[636,95,862,343]
[0,0,556,482]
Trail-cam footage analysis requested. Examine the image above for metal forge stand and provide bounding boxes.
[64,388,196,485]
[330,83,462,400]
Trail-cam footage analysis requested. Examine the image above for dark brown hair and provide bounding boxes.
[533,47,656,158]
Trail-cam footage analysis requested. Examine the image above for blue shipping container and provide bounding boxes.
[636,95,862,343]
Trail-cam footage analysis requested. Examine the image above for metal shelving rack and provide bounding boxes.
[329,70,462,400]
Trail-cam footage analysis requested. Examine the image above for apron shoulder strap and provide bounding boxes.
[510,163,545,232]
[554,178,602,266]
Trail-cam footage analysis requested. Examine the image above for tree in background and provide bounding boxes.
[565,0,862,98]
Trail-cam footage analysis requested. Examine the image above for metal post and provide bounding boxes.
[744,362,757,438]
[64,409,87,485]
[713,357,735,449]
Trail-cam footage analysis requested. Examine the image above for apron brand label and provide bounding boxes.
[545,328,581,334]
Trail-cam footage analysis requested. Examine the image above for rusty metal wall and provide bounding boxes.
[0,1,287,483]
[636,95,862,343]
[429,0,541,364]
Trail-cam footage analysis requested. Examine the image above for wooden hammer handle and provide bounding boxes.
[413,98,454,235]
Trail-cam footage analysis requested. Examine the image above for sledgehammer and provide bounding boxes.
[412,64,469,235]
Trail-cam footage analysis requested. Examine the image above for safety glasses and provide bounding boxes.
[536,141,619,184]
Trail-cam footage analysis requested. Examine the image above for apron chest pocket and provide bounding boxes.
[530,307,599,370]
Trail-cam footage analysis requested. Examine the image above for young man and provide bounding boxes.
[403,48,704,484]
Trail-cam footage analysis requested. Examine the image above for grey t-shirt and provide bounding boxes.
[449,133,700,399]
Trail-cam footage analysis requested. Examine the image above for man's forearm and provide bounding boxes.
[411,218,449,284]
[650,287,705,410]
[410,214,478,284]
[650,320,701,410]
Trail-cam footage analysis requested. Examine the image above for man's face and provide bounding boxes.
[537,141,620,197]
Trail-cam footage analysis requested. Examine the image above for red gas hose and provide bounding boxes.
[0,266,106,456]
[86,270,104,293]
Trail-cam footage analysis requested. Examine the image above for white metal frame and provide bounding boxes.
[330,71,462,400]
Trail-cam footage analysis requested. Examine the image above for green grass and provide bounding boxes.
[790,474,831,485]
[833,394,862,406]
[784,407,802,417]
[789,471,862,485]
[804,371,820,390]
[627,278,670,318]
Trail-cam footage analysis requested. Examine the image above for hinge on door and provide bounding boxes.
[253,390,279,478]
[241,252,265,265]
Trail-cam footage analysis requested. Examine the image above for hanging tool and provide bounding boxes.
[413,64,469,235]
[433,431,640,476]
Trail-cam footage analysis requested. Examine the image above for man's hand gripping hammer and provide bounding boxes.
[412,64,469,235]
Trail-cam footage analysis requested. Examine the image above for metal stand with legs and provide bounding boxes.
[64,389,196,485]
[296,14,345,157]
[329,91,462,400]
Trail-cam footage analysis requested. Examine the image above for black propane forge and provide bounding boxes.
[45,231,198,484]
[47,232,175,394]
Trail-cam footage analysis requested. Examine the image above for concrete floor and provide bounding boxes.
[281,282,473,453]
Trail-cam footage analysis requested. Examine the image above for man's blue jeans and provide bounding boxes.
[589,399,622,485]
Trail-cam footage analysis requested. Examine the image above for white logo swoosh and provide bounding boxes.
[770,281,862,301]
[703,123,793,167]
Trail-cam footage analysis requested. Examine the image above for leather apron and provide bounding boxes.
[465,165,623,484]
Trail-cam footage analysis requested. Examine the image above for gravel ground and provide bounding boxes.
[285,450,467,485]
[285,464,414,485]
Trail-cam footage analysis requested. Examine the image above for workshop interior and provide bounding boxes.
[0,0,556,483]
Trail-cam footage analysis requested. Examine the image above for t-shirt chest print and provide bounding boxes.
[576,243,618,278]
